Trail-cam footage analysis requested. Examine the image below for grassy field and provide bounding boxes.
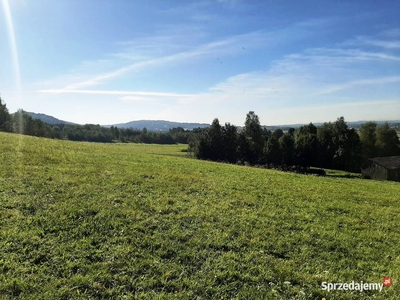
[1,132,399,299]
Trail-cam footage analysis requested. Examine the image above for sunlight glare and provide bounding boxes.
[2,0,22,102]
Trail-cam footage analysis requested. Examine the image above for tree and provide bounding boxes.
[317,122,335,168]
[294,125,318,170]
[264,136,280,166]
[331,117,362,171]
[243,111,264,164]
[342,128,363,172]
[12,109,33,135]
[52,126,62,139]
[110,126,120,139]
[0,97,12,132]
[279,133,295,166]
[376,122,400,156]
[272,129,284,140]
[237,131,251,164]
[332,117,349,170]
[221,123,238,163]
[359,121,377,160]
[194,118,223,161]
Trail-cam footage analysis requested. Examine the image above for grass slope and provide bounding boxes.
[0,132,399,299]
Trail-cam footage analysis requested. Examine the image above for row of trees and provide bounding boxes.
[190,111,400,172]
[0,98,195,144]
[1,97,399,172]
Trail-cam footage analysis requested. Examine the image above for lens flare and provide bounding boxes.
[2,0,21,93]
[2,0,22,131]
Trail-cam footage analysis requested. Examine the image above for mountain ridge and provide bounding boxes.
[24,112,76,125]
[25,111,400,132]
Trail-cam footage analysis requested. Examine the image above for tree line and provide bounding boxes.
[1,97,399,172]
[0,98,195,144]
[190,111,400,173]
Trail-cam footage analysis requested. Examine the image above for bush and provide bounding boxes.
[306,168,326,176]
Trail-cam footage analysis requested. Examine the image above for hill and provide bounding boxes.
[25,112,76,125]
[109,120,210,131]
[263,120,400,131]
[24,112,209,131]
[23,111,399,132]
[1,132,399,299]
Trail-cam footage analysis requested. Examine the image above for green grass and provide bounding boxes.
[324,168,361,179]
[1,132,399,299]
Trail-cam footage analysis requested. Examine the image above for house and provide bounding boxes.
[361,156,400,182]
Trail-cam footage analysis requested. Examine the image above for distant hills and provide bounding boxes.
[25,112,76,125]
[263,120,400,131]
[108,120,210,131]
[24,111,399,132]
[24,112,209,132]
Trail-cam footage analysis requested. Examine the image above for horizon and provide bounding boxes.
[1,0,400,125]
[22,110,400,128]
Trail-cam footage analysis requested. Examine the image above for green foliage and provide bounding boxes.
[11,109,54,138]
[376,122,400,157]
[317,122,336,168]
[279,133,295,166]
[221,123,238,163]
[359,121,377,160]
[191,112,399,173]
[294,125,318,170]
[243,111,264,164]
[264,136,280,165]
[357,121,400,160]
[0,132,399,299]
[0,97,196,145]
[331,117,360,171]
[193,118,222,161]
[315,117,363,172]
[0,97,12,132]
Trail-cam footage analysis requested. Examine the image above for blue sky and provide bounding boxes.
[1,0,400,125]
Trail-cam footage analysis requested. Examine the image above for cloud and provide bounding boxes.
[290,48,400,63]
[380,28,400,38]
[33,13,343,98]
[172,42,400,123]
[342,35,400,50]
[33,18,400,125]
[286,100,399,112]
[38,42,400,113]
[359,38,400,49]
[38,89,195,98]
[314,76,400,96]
[39,16,332,92]
[120,96,157,103]
[58,31,269,90]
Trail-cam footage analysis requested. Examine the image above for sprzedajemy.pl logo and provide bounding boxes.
[321,277,392,293]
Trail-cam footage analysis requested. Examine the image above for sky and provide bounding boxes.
[1,0,400,126]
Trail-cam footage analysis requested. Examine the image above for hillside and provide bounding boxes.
[25,112,76,125]
[0,132,399,299]
[24,112,209,132]
[23,111,399,132]
[109,120,210,131]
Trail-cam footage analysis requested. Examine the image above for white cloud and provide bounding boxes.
[32,19,400,125]
[314,76,400,96]
[37,41,400,125]
[37,16,332,92]
[359,38,400,49]
[120,96,157,103]
[38,89,195,98]
[56,31,270,90]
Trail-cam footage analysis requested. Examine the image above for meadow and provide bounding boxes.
[0,132,399,299]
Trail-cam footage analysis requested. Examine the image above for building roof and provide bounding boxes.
[369,156,400,170]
